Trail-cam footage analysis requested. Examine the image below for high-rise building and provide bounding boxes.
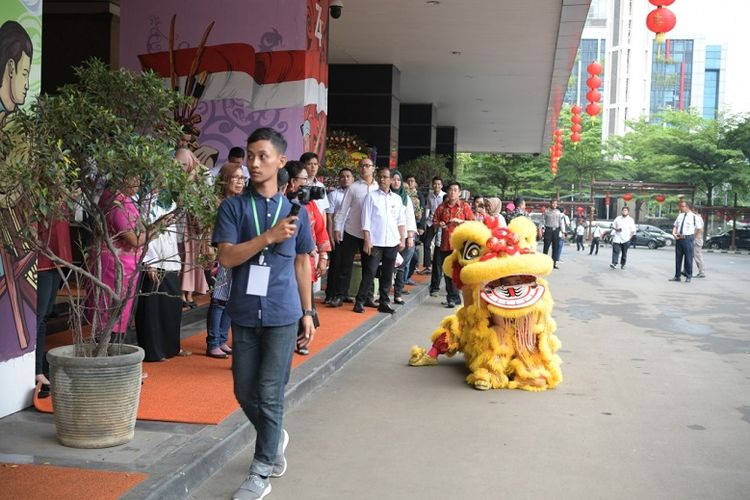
[565,0,727,139]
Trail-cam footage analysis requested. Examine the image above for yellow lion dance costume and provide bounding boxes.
[409,216,562,391]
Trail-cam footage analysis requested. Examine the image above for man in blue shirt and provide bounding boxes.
[212,128,315,500]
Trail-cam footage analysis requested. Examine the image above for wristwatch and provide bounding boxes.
[302,309,315,317]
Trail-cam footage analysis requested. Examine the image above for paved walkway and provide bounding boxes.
[193,245,750,500]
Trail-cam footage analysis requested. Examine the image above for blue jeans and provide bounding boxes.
[206,299,231,349]
[232,322,297,476]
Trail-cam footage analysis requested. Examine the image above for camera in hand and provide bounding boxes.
[288,185,326,205]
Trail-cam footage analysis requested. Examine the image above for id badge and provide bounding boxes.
[246,265,270,296]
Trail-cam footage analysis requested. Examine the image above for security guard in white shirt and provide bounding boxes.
[670,200,697,282]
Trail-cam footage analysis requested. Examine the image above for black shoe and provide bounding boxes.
[353,303,364,313]
[296,346,309,355]
[668,277,681,282]
[343,296,355,303]
[38,383,50,399]
[363,299,379,308]
[610,264,616,269]
[681,271,688,278]
[553,264,559,269]
[429,290,439,297]
[378,303,395,314]
[620,265,626,270]
[323,297,332,305]
[685,278,691,283]
[444,302,456,308]
[328,296,343,308]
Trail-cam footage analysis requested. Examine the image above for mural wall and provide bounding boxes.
[0,0,41,417]
[120,0,329,167]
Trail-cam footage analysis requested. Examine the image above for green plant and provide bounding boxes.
[398,154,451,187]
[0,59,217,356]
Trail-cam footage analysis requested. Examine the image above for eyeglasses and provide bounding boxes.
[294,177,310,184]
[229,175,245,181]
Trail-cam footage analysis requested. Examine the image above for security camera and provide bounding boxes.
[330,0,343,19]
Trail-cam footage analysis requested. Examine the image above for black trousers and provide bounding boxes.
[422,225,437,267]
[543,226,561,262]
[611,241,630,267]
[36,269,61,376]
[675,236,694,278]
[357,245,398,304]
[334,232,370,299]
[589,237,600,255]
[576,235,585,251]
[324,245,342,300]
[430,246,445,292]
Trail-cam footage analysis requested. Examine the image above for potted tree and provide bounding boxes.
[0,59,216,448]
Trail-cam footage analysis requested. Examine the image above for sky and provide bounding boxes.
[663,0,750,114]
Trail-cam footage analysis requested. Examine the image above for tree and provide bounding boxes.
[0,59,217,356]
[397,155,451,188]
[457,153,550,200]
[618,110,747,205]
[555,107,622,197]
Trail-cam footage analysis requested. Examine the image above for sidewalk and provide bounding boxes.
[0,276,430,500]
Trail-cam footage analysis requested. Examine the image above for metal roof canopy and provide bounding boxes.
[328,0,591,154]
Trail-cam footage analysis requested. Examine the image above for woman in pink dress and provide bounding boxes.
[85,177,145,339]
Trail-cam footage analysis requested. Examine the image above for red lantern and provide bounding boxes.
[647,7,677,43]
[576,206,584,214]
[571,104,582,115]
[605,192,611,206]
[586,103,601,116]
[571,123,582,133]
[655,194,666,203]
[714,211,722,218]
[570,132,582,143]
[586,61,603,76]
[586,90,601,103]
[554,129,563,137]
[649,0,675,6]
[586,76,602,90]
[571,114,583,124]
[622,193,633,202]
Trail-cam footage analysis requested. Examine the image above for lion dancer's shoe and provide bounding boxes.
[409,332,450,366]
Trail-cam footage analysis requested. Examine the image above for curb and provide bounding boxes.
[123,283,429,500]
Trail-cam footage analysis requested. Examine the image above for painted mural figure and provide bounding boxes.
[0,20,32,127]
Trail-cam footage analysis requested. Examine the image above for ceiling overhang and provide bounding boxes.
[329,0,591,153]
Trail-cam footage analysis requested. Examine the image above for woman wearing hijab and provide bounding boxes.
[391,170,418,304]
[485,197,507,227]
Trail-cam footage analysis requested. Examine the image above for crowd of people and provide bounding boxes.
[33,124,714,499]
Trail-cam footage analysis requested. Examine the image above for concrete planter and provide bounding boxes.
[47,344,144,448]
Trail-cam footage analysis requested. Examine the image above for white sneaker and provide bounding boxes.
[270,429,289,478]
[232,473,271,500]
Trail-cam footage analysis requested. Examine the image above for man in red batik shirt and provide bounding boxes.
[430,181,473,308]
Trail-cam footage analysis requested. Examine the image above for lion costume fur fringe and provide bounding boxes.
[409,216,562,391]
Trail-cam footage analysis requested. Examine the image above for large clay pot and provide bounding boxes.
[47,344,144,448]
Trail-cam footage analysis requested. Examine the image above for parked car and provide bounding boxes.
[705,229,750,250]
[637,224,675,246]
[630,229,667,249]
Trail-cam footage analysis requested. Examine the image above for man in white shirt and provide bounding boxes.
[329,158,379,308]
[420,177,445,273]
[300,152,329,215]
[610,206,637,270]
[670,200,698,282]
[589,224,602,255]
[355,166,406,314]
[323,167,354,304]
[209,146,249,179]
